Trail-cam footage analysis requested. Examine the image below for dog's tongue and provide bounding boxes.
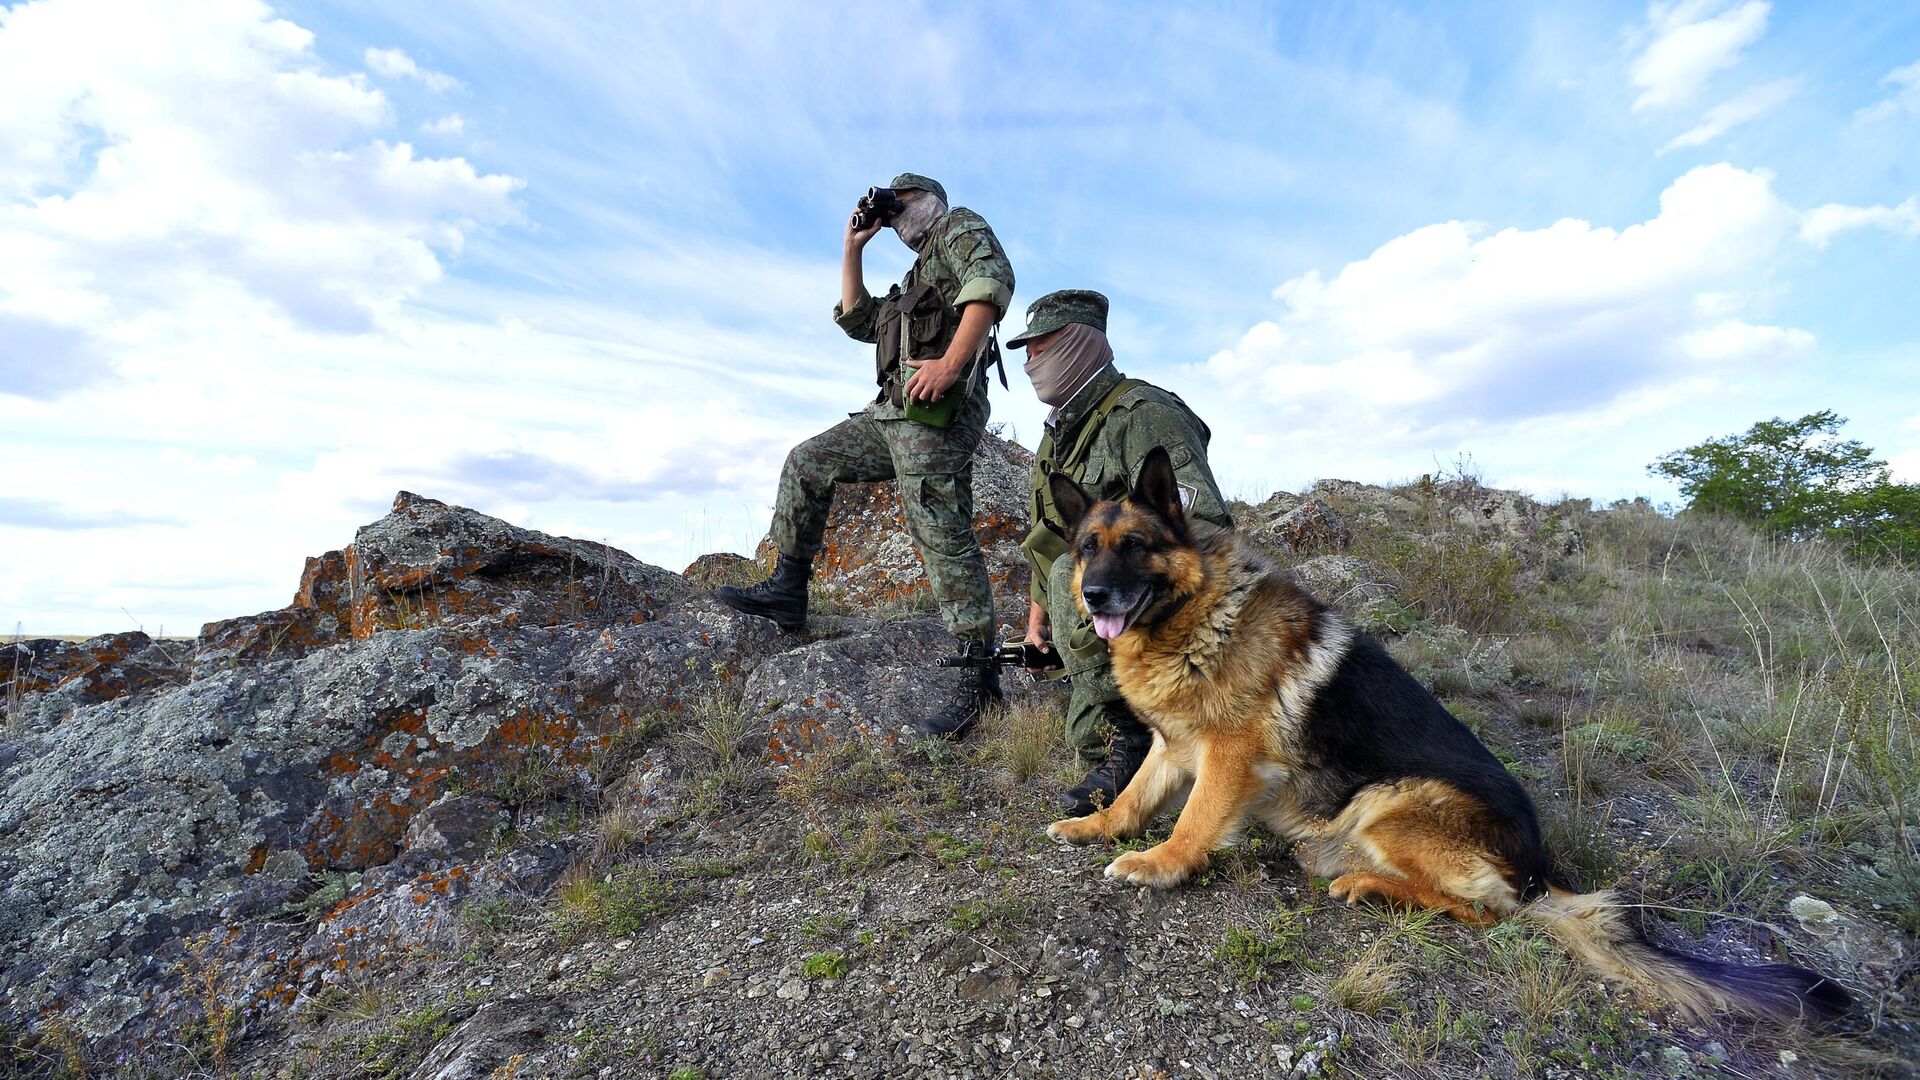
[1092,612,1129,641]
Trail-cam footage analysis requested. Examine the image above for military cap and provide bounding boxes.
[889,172,947,204]
[1005,289,1109,349]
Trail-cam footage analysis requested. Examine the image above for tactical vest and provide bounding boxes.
[873,263,959,409]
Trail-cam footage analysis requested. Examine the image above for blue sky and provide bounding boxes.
[2,0,1918,634]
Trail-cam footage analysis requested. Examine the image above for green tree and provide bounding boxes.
[1834,481,1920,563]
[1650,411,1919,561]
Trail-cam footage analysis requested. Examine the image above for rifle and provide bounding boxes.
[937,641,1065,671]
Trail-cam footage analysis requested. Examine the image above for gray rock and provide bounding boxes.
[406,998,560,1080]
[1448,489,1585,555]
[194,492,691,672]
[1,631,188,731]
[0,496,776,1055]
[1254,500,1352,555]
[1284,556,1389,607]
[744,617,974,755]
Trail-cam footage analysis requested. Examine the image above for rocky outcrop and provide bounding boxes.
[1302,477,1584,557]
[0,495,762,1061]
[1,632,188,731]
[1449,490,1586,555]
[681,552,759,592]
[754,430,1033,631]
[195,492,689,672]
[1253,499,1352,555]
[0,481,1069,1068]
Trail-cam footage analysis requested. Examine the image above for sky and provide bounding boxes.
[2,0,1918,635]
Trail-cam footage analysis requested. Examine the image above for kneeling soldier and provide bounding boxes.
[716,174,1016,739]
[1005,290,1232,815]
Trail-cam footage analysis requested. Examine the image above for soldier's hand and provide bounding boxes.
[1022,630,1057,674]
[902,357,960,402]
[846,204,884,248]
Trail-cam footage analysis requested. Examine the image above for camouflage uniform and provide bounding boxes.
[1023,367,1231,764]
[767,175,1015,646]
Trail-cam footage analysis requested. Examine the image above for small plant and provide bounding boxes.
[800,913,849,941]
[592,797,650,865]
[174,931,236,1075]
[302,981,388,1023]
[357,1005,452,1077]
[457,892,526,954]
[675,693,763,817]
[1213,907,1311,981]
[550,862,690,940]
[1390,999,1490,1065]
[1362,530,1524,635]
[924,830,983,866]
[801,951,849,979]
[943,890,1035,943]
[29,1015,86,1080]
[1482,922,1584,1024]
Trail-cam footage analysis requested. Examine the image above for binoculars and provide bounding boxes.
[852,186,906,230]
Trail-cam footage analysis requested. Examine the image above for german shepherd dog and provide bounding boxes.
[1042,447,1848,1023]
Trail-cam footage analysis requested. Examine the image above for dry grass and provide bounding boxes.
[969,696,1069,783]
[1257,480,1918,1074]
[1330,937,1410,1014]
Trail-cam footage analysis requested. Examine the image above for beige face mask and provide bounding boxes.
[892,194,946,249]
[1024,322,1114,408]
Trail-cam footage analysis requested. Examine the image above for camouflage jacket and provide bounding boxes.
[1022,364,1232,604]
[832,207,1015,421]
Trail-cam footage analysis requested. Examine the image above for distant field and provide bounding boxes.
[7,634,195,644]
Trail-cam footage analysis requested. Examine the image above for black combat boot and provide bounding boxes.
[713,553,811,631]
[912,639,1005,741]
[1060,704,1154,816]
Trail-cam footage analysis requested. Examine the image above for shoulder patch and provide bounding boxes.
[940,208,990,237]
[950,229,990,262]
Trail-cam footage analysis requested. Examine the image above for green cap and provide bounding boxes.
[1005,289,1109,349]
[889,172,947,204]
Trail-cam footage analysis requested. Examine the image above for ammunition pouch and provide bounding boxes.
[878,268,997,426]
[875,276,952,410]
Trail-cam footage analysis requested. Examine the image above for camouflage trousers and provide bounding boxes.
[769,390,996,645]
[1044,553,1130,765]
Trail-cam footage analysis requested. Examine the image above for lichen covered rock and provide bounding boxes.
[0,495,768,1062]
[0,632,188,731]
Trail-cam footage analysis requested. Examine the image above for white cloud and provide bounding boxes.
[1189,165,1810,491]
[0,0,521,398]
[422,113,467,136]
[364,46,460,93]
[1856,59,1920,124]
[1660,77,1797,151]
[0,2,867,632]
[1800,196,1920,247]
[1629,1,1771,111]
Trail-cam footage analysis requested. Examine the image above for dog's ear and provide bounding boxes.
[1132,446,1185,527]
[1048,471,1093,531]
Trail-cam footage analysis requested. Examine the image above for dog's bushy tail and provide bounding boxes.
[1519,885,1849,1023]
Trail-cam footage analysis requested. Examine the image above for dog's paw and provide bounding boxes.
[1104,845,1200,888]
[1045,815,1109,846]
[1327,871,1387,906]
